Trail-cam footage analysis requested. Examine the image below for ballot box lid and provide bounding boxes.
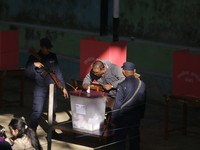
[69,90,108,98]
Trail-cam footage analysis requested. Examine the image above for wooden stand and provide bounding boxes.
[0,68,25,108]
[52,121,114,145]
[164,94,200,140]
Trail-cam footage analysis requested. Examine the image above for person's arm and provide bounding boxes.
[103,84,112,90]
[82,71,92,90]
[25,55,39,77]
[110,84,124,124]
[11,138,24,150]
[11,143,21,150]
[5,137,14,146]
[62,88,69,99]
[110,66,125,88]
[53,54,68,98]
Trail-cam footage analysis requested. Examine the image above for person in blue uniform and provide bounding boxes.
[110,62,146,150]
[25,38,68,132]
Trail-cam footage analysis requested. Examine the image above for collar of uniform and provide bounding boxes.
[38,50,51,57]
[126,74,135,80]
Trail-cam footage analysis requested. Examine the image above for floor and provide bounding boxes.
[0,76,200,150]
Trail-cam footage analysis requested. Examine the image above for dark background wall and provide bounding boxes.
[119,0,200,48]
[1,0,200,48]
[0,0,200,101]
[0,0,113,32]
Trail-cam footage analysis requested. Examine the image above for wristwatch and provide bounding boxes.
[61,87,65,90]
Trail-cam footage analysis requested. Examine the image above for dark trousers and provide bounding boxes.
[106,96,115,110]
[114,122,140,150]
[105,96,115,120]
[30,89,57,128]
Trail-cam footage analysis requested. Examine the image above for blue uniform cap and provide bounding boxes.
[121,62,135,71]
[40,38,53,49]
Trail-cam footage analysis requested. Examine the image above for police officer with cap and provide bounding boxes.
[110,62,146,150]
[25,38,68,134]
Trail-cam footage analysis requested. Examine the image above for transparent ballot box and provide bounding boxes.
[69,90,107,131]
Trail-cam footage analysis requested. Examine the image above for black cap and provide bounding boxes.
[40,38,53,49]
[121,62,135,71]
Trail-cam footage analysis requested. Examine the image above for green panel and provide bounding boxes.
[0,22,91,58]
[127,42,177,75]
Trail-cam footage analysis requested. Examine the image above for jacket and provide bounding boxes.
[6,135,35,150]
[25,50,66,92]
[111,75,146,125]
[82,59,125,97]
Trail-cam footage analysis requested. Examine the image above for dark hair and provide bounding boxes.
[92,61,105,71]
[8,118,43,150]
[0,125,7,139]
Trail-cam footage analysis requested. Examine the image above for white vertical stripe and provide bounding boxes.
[113,0,120,18]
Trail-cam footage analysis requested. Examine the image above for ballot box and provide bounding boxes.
[70,90,108,131]
[0,30,19,69]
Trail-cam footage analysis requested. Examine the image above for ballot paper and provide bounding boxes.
[86,86,90,93]
[76,104,86,115]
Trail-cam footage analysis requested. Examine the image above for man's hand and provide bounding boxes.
[63,88,69,99]
[103,84,112,90]
[83,83,89,90]
[34,62,44,68]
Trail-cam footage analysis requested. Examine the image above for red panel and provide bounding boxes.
[0,30,19,52]
[0,51,19,69]
[109,41,127,66]
[80,37,127,80]
[80,38,109,80]
[173,49,200,98]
